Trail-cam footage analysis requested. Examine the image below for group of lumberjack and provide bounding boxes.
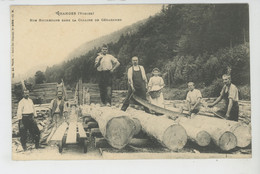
[95,44,239,121]
[16,44,239,151]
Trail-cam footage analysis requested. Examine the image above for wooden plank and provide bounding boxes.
[66,122,77,144]
[77,122,87,138]
[50,122,68,141]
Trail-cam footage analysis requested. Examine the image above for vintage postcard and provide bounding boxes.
[11,4,251,160]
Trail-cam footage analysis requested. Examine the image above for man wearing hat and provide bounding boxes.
[95,44,120,106]
[17,90,40,151]
[50,91,68,127]
[121,56,149,112]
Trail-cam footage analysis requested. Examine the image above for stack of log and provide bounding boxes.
[30,83,58,103]
[81,104,188,151]
[81,104,251,152]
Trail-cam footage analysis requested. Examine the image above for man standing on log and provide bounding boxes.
[17,90,40,151]
[50,91,68,127]
[186,82,202,116]
[208,74,239,121]
[121,56,149,112]
[95,44,120,106]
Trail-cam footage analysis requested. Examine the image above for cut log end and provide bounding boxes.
[196,131,211,147]
[162,124,187,151]
[232,125,251,148]
[106,116,136,149]
[218,131,237,151]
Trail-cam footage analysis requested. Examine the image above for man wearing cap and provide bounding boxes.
[17,90,40,151]
[50,91,68,127]
[121,56,149,112]
[208,74,239,121]
[186,82,202,116]
[95,44,120,106]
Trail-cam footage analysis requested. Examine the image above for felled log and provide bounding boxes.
[85,105,141,149]
[191,116,251,148]
[176,117,211,147]
[127,108,187,151]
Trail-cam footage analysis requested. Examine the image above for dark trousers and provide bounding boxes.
[19,114,40,148]
[98,71,113,105]
[121,85,149,113]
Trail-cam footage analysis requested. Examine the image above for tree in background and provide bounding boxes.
[35,71,46,84]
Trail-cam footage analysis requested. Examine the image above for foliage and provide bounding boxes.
[35,71,46,84]
[42,4,250,99]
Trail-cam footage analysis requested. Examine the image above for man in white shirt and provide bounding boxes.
[208,74,239,121]
[121,56,149,112]
[186,82,202,116]
[17,90,40,151]
[95,44,120,106]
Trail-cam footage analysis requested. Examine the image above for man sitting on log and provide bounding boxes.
[94,44,120,106]
[17,90,41,151]
[208,74,239,121]
[121,56,149,112]
[186,82,202,116]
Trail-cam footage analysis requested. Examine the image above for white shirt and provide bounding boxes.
[186,89,202,105]
[127,65,147,85]
[148,76,164,91]
[17,98,36,120]
[95,54,119,71]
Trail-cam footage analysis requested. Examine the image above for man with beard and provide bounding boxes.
[121,56,149,112]
[17,90,40,151]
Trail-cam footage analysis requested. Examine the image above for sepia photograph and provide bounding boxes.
[10,4,253,161]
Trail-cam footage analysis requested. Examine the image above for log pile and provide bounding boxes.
[81,101,251,152]
[127,108,188,151]
[183,116,251,148]
[82,105,140,149]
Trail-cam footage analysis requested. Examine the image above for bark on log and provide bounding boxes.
[167,106,250,148]
[176,117,211,147]
[190,116,251,148]
[84,105,141,149]
[127,108,187,151]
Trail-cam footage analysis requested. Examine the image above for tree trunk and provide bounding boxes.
[83,105,141,149]
[191,115,250,148]
[127,108,187,151]
[177,117,211,147]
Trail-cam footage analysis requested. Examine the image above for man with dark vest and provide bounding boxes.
[17,90,40,151]
[208,74,239,121]
[121,56,149,112]
[50,91,68,127]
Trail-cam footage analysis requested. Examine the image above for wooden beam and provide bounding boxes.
[66,122,77,144]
